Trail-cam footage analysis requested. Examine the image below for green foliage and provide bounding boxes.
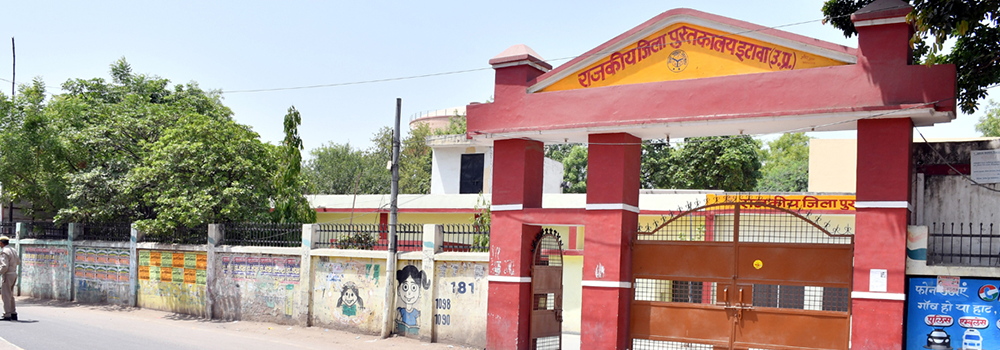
[544,144,575,163]
[305,142,388,194]
[976,100,1000,136]
[0,59,309,234]
[669,136,763,191]
[336,232,377,250]
[640,140,676,189]
[822,0,1000,114]
[756,133,810,192]
[271,106,316,224]
[471,194,490,252]
[639,136,763,191]
[0,80,72,219]
[560,145,589,193]
[129,113,276,236]
[399,123,434,194]
[546,137,762,193]
[306,122,435,195]
[433,111,467,136]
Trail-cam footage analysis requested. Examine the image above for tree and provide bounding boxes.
[399,123,434,194]
[640,140,676,189]
[669,136,763,191]
[306,123,435,195]
[129,114,277,235]
[0,59,290,233]
[546,136,762,193]
[561,146,589,193]
[51,59,237,224]
[271,106,316,224]
[756,133,810,192]
[0,80,72,219]
[306,142,372,194]
[822,0,1000,113]
[544,144,575,162]
[433,111,467,136]
[976,100,1000,136]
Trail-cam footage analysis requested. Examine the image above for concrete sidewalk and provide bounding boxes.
[0,297,480,350]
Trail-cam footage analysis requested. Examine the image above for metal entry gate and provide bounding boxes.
[531,229,564,350]
[630,202,853,350]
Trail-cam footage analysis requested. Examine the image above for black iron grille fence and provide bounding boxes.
[20,222,69,240]
[316,223,422,252]
[139,225,208,245]
[79,222,132,241]
[0,223,14,238]
[221,222,302,247]
[928,222,999,267]
[441,224,490,252]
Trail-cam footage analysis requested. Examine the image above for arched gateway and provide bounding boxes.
[469,1,956,349]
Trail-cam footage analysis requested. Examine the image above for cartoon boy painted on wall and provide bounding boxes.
[337,282,364,317]
[395,265,429,335]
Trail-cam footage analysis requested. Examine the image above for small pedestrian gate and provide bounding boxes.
[630,202,854,350]
[531,229,564,350]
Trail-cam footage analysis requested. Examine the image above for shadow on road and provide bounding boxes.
[18,297,237,324]
[19,298,136,313]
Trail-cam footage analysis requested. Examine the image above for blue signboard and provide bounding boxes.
[907,276,1000,350]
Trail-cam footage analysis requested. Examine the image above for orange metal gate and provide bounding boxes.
[630,202,854,350]
[531,229,564,350]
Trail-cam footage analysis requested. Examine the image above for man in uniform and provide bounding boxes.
[0,236,19,321]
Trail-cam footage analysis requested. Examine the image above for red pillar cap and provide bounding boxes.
[489,44,552,70]
[851,0,913,22]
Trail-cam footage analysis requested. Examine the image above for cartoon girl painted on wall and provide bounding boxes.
[395,265,429,335]
[337,282,364,317]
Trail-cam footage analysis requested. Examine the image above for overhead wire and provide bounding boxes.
[216,9,876,94]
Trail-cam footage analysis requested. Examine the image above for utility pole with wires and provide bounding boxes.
[381,98,402,338]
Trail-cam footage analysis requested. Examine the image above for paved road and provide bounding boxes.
[0,298,473,350]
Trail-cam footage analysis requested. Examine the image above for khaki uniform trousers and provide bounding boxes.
[1,273,15,317]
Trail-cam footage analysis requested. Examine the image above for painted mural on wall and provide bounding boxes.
[21,245,72,300]
[396,263,431,336]
[311,256,385,334]
[433,261,488,348]
[338,282,363,316]
[137,250,207,316]
[213,253,301,323]
[74,247,131,305]
[907,276,1000,349]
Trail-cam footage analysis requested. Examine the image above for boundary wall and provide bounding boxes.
[10,223,488,348]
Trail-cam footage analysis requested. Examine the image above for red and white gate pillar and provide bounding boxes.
[852,117,913,349]
[849,2,916,348]
[581,133,641,350]
[484,46,551,350]
[487,138,545,350]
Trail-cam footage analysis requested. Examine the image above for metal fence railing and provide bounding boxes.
[19,222,69,240]
[316,223,423,252]
[0,222,14,238]
[442,224,490,252]
[79,222,132,241]
[221,222,302,247]
[139,225,208,245]
[928,222,999,267]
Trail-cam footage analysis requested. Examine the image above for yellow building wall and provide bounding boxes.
[808,139,857,193]
[562,255,583,334]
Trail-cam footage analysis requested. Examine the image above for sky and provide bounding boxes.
[1,0,995,155]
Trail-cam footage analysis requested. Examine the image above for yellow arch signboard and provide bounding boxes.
[539,23,848,93]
